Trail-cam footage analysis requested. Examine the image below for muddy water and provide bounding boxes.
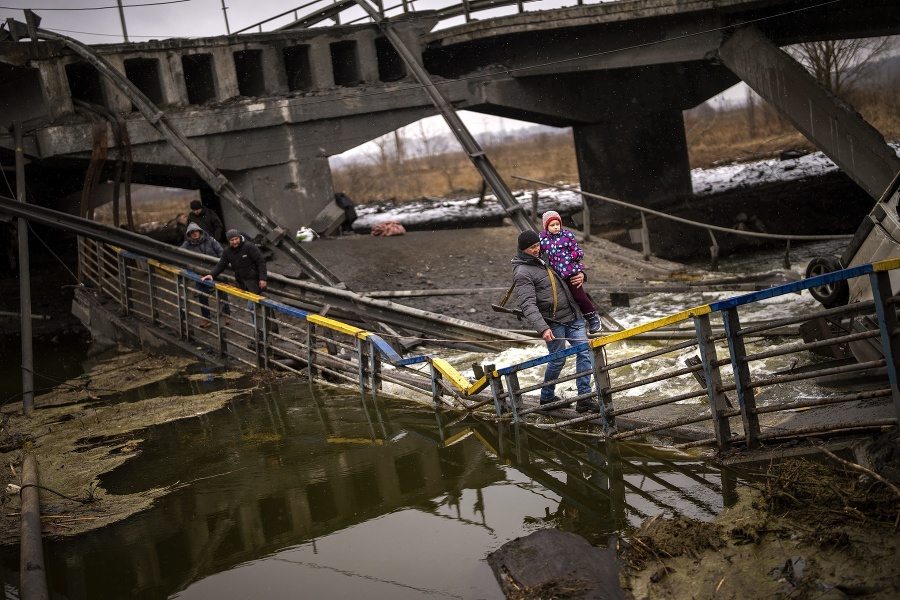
[0,378,739,599]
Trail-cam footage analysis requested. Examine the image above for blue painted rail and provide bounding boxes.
[79,238,900,451]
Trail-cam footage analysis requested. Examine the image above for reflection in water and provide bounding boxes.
[0,378,740,599]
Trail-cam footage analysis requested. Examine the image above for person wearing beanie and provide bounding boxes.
[510,228,600,414]
[202,229,267,295]
[518,229,541,251]
[187,199,225,242]
[540,211,602,334]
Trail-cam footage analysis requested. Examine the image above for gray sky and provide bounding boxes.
[0,0,379,43]
[0,0,571,43]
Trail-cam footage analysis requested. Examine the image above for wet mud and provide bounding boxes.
[0,350,266,543]
[620,451,900,600]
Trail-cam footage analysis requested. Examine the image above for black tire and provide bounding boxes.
[805,256,849,308]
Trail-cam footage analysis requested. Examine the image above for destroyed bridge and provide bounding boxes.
[1,0,899,241]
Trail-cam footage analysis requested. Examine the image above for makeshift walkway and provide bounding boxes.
[75,237,900,452]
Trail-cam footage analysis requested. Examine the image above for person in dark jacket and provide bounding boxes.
[511,229,600,413]
[181,222,229,326]
[201,229,267,294]
[187,199,224,242]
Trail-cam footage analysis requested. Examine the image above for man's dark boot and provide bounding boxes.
[576,399,601,414]
[540,396,573,410]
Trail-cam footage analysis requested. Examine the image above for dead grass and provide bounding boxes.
[92,189,197,230]
[333,81,900,204]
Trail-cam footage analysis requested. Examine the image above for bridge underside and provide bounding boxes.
[421,0,900,227]
[458,62,740,225]
[1,0,899,238]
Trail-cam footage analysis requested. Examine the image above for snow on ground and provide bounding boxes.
[352,144,899,231]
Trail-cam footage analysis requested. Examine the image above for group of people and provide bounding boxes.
[177,200,268,327]
[177,197,600,414]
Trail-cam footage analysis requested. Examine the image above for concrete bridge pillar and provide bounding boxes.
[308,39,336,89]
[259,45,289,94]
[159,51,189,106]
[356,30,381,84]
[223,157,334,240]
[100,55,133,114]
[164,51,190,106]
[573,109,692,228]
[36,60,72,121]
[210,47,240,101]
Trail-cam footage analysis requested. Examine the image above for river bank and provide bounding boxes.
[620,445,900,599]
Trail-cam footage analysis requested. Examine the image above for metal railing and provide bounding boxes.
[514,176,854,270]
[235,0,599,33]
[78,238,900,451]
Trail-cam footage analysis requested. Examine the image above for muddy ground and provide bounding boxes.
[620,448,900,600]
[301,224,694,329]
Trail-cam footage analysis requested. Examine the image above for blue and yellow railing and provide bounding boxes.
[78,238,900,451]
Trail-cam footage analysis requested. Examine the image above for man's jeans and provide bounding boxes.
[540,319,593,403]
[196,281,230,320]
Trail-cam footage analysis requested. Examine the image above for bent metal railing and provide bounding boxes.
[236,0,580,34]
[78,237,900,451]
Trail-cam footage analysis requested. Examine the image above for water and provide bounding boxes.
[434,240,849,410]
[1,242,841,598]
[0,378,737,599]
[0,330,93,408]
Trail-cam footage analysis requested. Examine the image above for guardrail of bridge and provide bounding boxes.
[77,238,496,408]
[236,0,589,33]
[78,238,899,451]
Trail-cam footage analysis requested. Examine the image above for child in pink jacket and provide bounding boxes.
[540,211,602,334]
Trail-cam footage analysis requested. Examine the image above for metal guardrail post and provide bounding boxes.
[176,275,188,339]
[592,346,616,435]
[356,336,367,392]
[212,288,225,355]
[77,237,85,283]
[94,242,103,292]
[430,364,443,408]
[870,271,900,421]
[639,213,650,261]
[367,339,381,393]
[723,307,760,447]
[117,254,130,315]
[504,371,523,421]
[582,191,591,241]
[306,322,318,380]
[694,313,733,449]
[258,304,269,368]
[488,370,505,417]
[145,262,156,326]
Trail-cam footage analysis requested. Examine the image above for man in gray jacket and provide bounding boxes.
[512,230,600,413]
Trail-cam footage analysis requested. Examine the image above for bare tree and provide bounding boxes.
[746,86,757,137]
[787,36,898,100]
